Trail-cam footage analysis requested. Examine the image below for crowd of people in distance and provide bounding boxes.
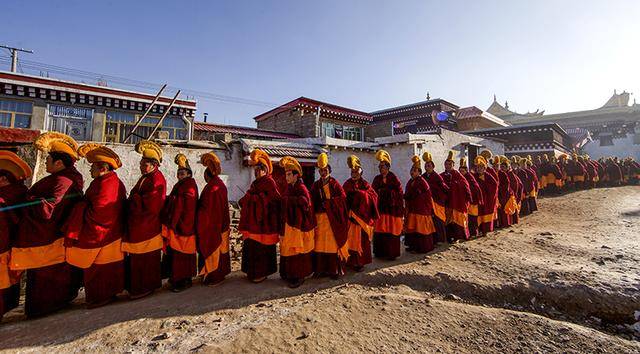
[0,131,638,321]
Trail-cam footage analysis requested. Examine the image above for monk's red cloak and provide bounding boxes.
[63,171,127,249]
[238,175,282,237]
[421,171,449,207]
[310,176,349,248]
[162,177,198,237]
[372,172,405,218]
[343,178,379,225]
[404,176,433,217]
[440,170,471,215]
[196,175,230,277]
[472,172,498,229]
[126,168,166,244]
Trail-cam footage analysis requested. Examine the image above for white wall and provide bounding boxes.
[583,135,640,161]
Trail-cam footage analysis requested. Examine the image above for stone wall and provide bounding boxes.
[583,135,640,161]
[257,110,318,137]
[364,121,393,141]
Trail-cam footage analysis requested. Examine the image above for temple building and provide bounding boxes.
[487,91,640,159]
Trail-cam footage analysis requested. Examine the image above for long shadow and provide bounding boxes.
[0,242,455,349]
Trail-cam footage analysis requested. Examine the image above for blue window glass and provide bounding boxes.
[14,114,31,128]
[0,112,10,127]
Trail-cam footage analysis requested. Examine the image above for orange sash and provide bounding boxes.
[161,225,197,254]
[374,214,404,236]
[121,234,163,254]
[280,224,314,257]
[404,213,436,235]
[0,251,22,289]
[10,238,65,270]
[65,239,124,269]
[199,230,230,276]
[240,231,279,246]
[468,204,479,216]
[314,213,350,261]
[432,201,446,222]
[346,211,374,256]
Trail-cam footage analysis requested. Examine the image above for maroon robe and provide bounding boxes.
[507,170,523,224]
[462,171,482,237]
[421,171,449,243]
[310,176,349,277]
[496,170,514,228]
[161,177,198,287]
[0,182,27,318]
[516,168,534,216]
[197,175,231,285]
[280,179,315,282]
[472,171,498,234]
[343,178,379,268]
[13,166,84,318]
[440,169,472,241]
[125,168,166,298]
[239,175,281,280]
[404,176,436,253]
[62,171,127,307]
[372,171,404,259]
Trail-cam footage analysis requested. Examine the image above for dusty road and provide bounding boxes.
[0,186,639,353]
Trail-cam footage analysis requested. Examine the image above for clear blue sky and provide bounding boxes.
[3,1,639,126]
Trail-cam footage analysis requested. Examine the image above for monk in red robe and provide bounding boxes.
[524,157,539,212]
[11,132,83,318]
[404,155,436,253]
[197,152,231,286]
[566,153,586,190]
[480,150,500,224]
[343,155,379,272]
[279,156,315,288]
[605,157,623,186]
[541,154,564,195]
[496,156,516,229]
[239,149,281,283]
[514,156,533,217]
[311,153,349,279]
[123,140,166,299]
[421,152,449,243]
[63,144,126,308]
[440,151,471,242]
[161,154,198,292]
[372,150,404,260]
[472,156,498,235]
[459,157,482,237]
[0,151,30,319]
[506,157,524,224]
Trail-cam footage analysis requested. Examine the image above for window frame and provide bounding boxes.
[0,98,33,129]
[104,110,187,143]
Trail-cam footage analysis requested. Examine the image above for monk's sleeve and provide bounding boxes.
[31,176,73,220]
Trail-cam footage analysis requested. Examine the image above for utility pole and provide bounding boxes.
[0,45,34,72]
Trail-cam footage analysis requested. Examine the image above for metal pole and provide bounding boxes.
[0,45,34,73]
[123,84,167,143]
[147,90,181,140]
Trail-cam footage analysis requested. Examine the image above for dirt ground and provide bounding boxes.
[0,186,639,353]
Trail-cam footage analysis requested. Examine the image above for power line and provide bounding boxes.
[0,55,277,108]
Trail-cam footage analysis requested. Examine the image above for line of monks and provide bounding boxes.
[0,131,638,321]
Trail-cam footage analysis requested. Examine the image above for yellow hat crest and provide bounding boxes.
[34,132,79,160]
[474,156,487,167]
[78,143,122,170]
[375,149,391,165]
[422,151,433,163]
[135,140,163,163]
[459,157,467,168]
[317,152,329,169]
[446,150,454,162]
[200,151,222,175]
[411,155,421,170]
[174,153,191,171]
[249,148,272,175]
[279,156,302,175]
[0,150,32,180]
[347,155,361,170]
[479,150,493,160]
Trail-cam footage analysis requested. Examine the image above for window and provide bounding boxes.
[0,99,33,128]
[105,111,187,143]
[599,135,614,146]
[321,121,362,141]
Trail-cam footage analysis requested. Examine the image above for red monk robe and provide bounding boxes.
[280,177,315,286]
[124,168,166,298]
[516,167,534,216]
[372,171,404,260]
[541,159,563,194]
[197,175,231,285]
[11,166,84,318]
[404,175,436,253]
[311,176,349,278]
[496,168,516,228]
[472,170,498,234]
[462,171,482,237]
[239,174,281,281]
[506,169,523,224]
[440,170,471,241]
[161,176,198,289]
[343,177,379,270]
[421,171,449,243]
[63,171,126,307]
[0,181,27,319]
[526,165,539,212]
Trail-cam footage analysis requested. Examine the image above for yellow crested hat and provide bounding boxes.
[375,149,391,165]
[446,150,454,162]
[479,150,492,160]
[422,151,433,164]
[174,153,191,171]
[200,151,222,175]
[135,140,163,163]
[279,156,302,175]
[317,152,329,169]
[0,150,32,180]
[411,155,421,170]
[459,157,467,168]
[78,143,122,170]
[347,155,361,170]
[34,132,79,160]
[492,155,500,165]
[499,155,510,165]
[249,148,272,174]
[474,155,487,167]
